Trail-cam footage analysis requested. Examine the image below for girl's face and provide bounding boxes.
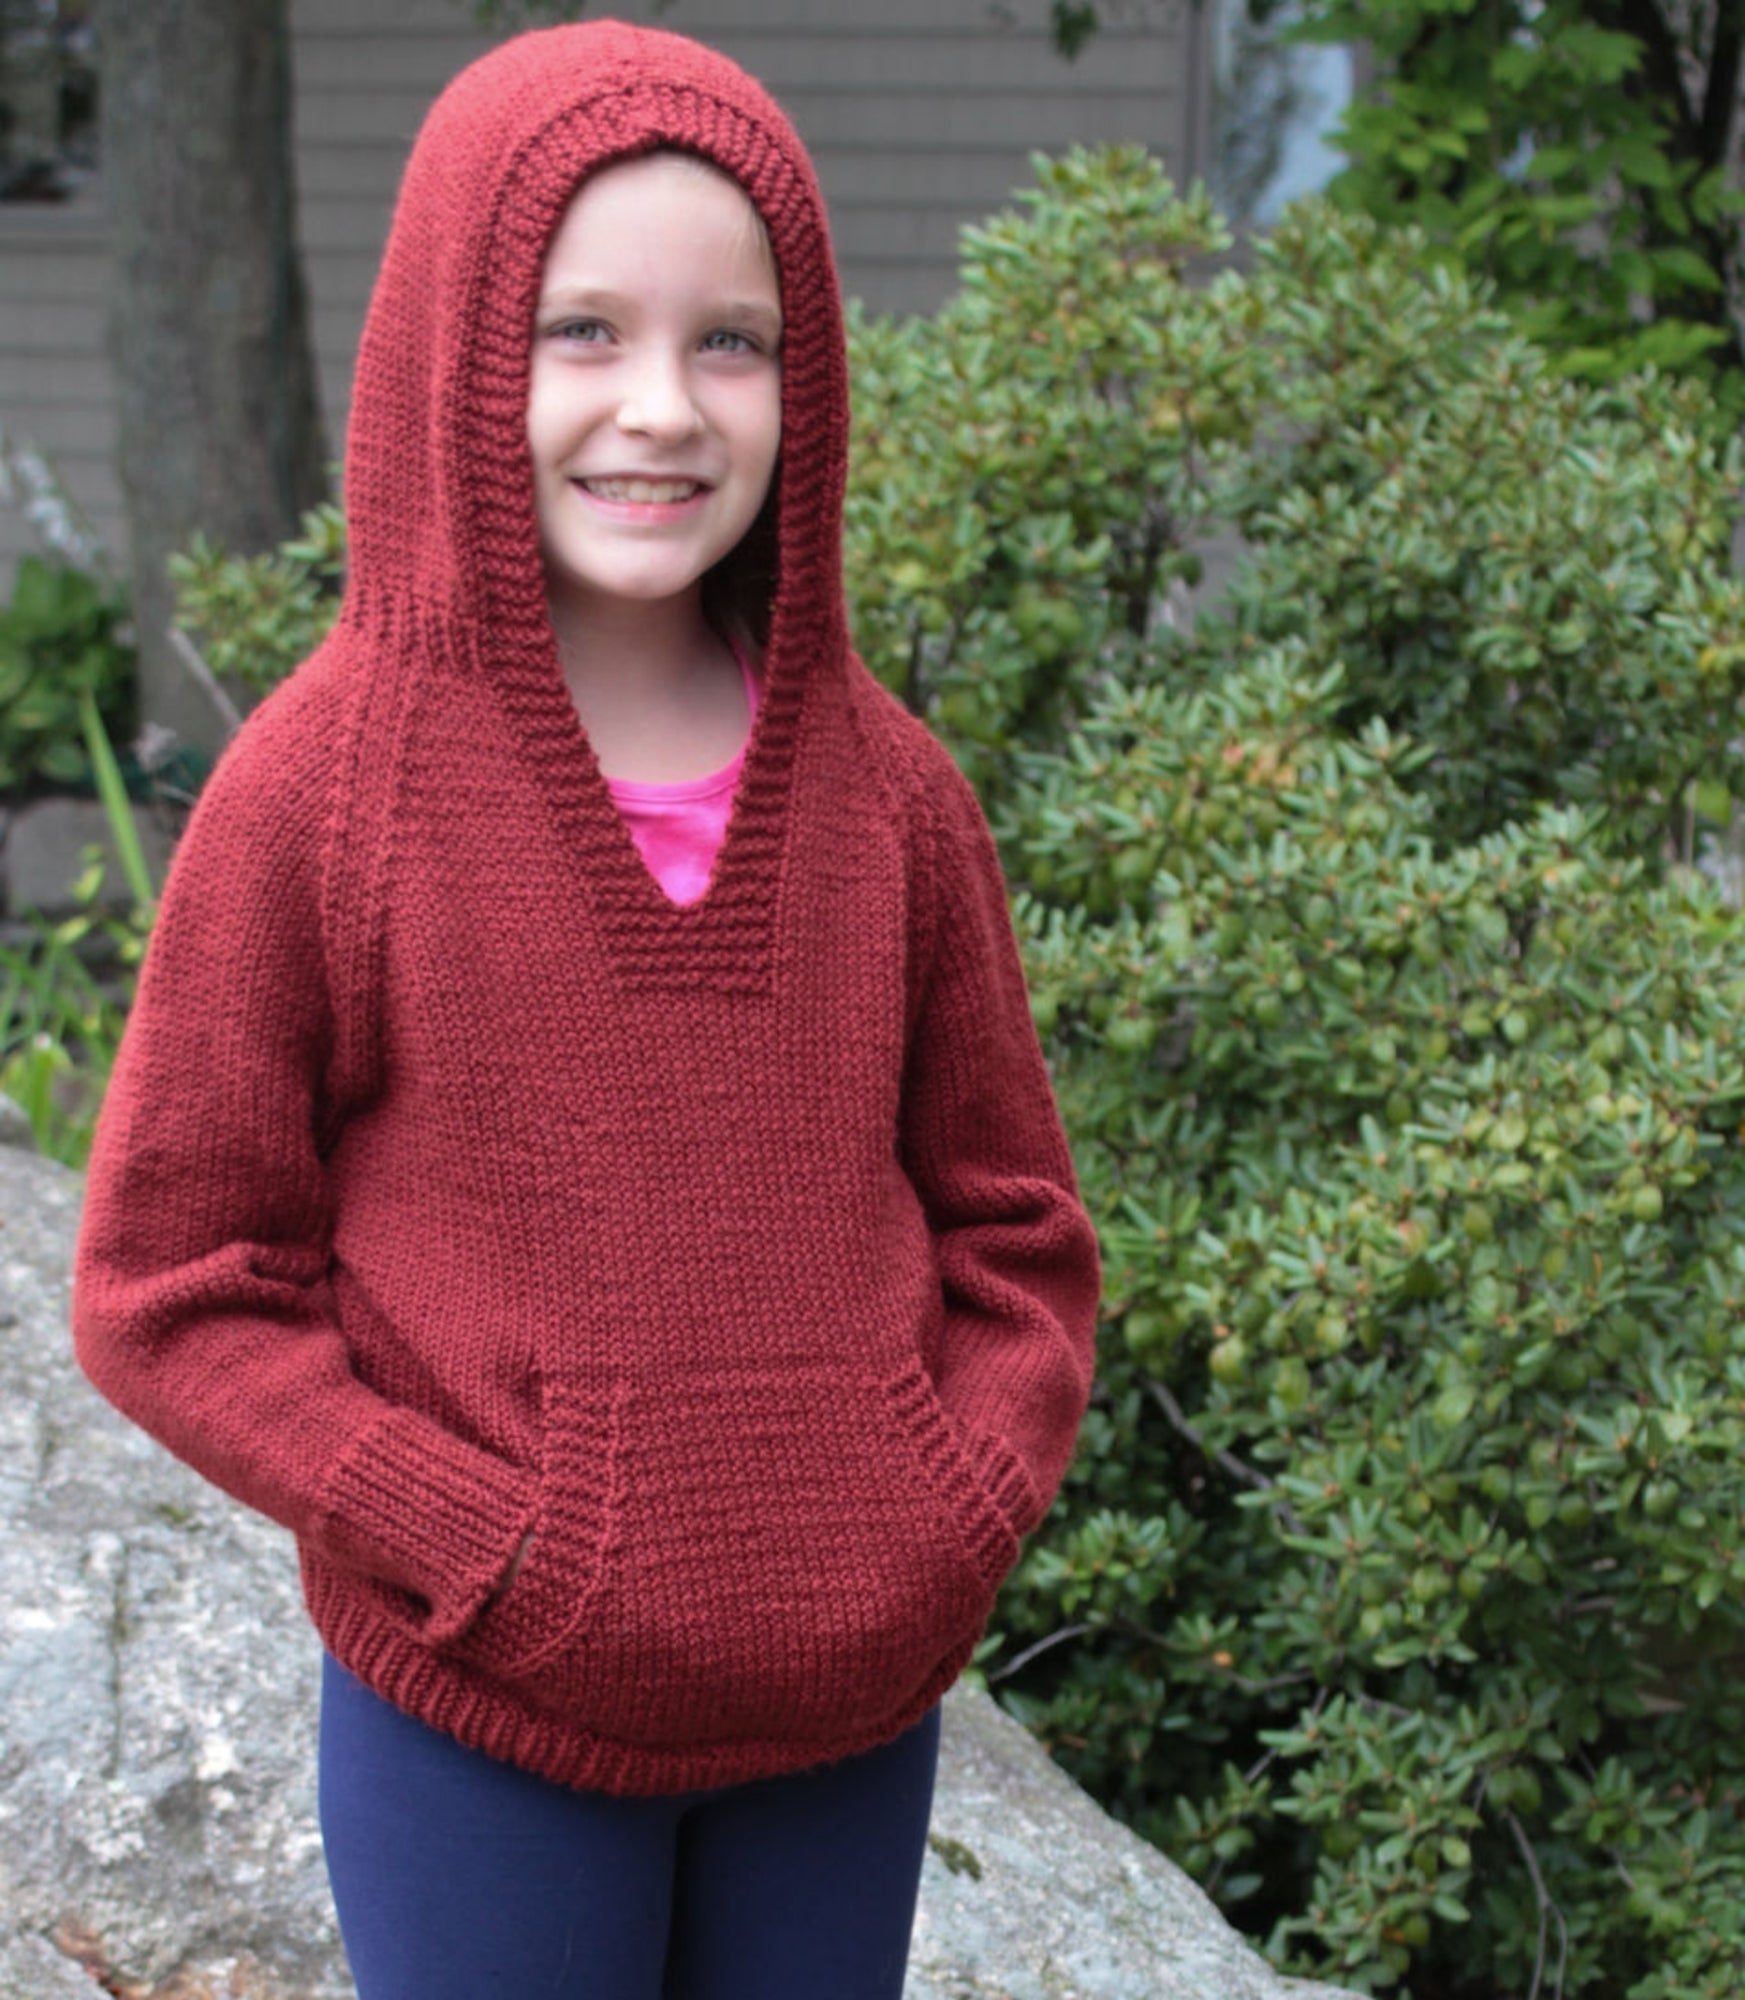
[527,153,783,632]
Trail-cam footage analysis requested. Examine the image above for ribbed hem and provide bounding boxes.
[305,1552,975,1798]
[315,1407,536,1644]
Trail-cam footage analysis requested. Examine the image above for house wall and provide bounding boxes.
[0,0,1197,592]
[0,203,117,581]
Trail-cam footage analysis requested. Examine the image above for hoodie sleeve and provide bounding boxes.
[72,671,534,1645]
[899,749,1101,1539]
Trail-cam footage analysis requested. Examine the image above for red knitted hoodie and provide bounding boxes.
[72,21,1101,1795]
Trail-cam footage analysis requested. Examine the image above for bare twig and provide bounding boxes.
[1146,1377,1310,1537]
[986,1622,1095,1683]
[1147,1377,1273,1492]
[166,624,245,739]
[1505,1808,1570,2000]
[1555,1595,1620,1620]
[1243,1683,1330,1788]
[1350,1687,1417,1725]
[1223,1665,1318,1698]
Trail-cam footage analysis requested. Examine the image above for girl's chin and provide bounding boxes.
[542,568,716,622]
[536,527,752,618]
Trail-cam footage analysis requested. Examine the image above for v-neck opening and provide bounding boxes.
[595,641,757,911]
[477,596,824,992]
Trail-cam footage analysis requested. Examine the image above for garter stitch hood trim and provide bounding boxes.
[72,21,1102,1795]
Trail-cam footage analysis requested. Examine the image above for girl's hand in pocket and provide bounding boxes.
[493,1529,536,1600]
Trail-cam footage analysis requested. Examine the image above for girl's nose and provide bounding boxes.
[616,352,704,442]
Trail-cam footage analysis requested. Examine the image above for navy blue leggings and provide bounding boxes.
[318,1656,940,2000]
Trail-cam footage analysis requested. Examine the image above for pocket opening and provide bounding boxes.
[453,1377,621,1679]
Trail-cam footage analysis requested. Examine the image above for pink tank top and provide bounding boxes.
[603,646,760,908]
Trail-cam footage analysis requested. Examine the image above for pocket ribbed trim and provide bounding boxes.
[883,1363,1023,1590]
[460,1379,622,1677]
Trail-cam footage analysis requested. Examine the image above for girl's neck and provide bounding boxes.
[547,587,753,786]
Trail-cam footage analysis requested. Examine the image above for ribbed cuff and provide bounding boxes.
[316,1407,537,1645]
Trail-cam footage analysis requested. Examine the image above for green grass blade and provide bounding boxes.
[78,691,156,914]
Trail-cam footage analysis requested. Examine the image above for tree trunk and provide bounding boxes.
[95,0,327,752]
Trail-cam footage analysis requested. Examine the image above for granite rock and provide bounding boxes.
[0,1094,32,1152]
[910,1691,1362,2000]
[0,1149,338,2000]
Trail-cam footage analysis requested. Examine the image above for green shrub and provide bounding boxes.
[845,151,1263,805]
[844,152,1745,1997]
[0,556,134,795]
[847,156,1745,861]
[1001,654,1745,1996]
[168,499,346,693]
[1273,1,1745,421]
[1210,203,1745,853]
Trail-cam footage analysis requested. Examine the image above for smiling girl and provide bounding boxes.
[72,24,1100,1999]
[527,151,782,795]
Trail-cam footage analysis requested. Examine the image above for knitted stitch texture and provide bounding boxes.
[72,20,1102,1796]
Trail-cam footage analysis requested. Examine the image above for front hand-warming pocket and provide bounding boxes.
[505,1358,1016,1750]
[453,1376,621,1680]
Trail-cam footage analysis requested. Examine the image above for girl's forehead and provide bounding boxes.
[541,152,778,291]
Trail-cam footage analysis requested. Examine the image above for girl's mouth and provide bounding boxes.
[578,477,705,504]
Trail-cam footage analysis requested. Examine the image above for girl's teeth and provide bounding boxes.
[583,477,700,503]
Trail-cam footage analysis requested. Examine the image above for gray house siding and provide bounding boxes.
[0,208,118,581]
[0,0,1197,590]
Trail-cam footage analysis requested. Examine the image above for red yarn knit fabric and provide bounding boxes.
[72,21,1101,1796]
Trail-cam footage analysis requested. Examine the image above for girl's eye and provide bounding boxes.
[700,328,760,355]
[551,317,611,344]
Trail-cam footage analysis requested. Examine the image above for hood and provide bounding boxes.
[340,20,850,694]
